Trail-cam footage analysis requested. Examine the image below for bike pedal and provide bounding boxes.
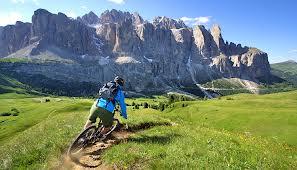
[101,134,107,141]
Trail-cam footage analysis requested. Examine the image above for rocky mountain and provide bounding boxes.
[152,16,187,29]
[0,21,31,57]
[77,11,100,26]
[0,9,272,97]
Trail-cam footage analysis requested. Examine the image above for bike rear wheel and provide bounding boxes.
[68,125,97,157]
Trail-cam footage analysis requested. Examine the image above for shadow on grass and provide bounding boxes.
[128,133,180,145]
[126,121,172,132]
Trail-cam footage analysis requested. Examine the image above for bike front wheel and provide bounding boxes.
[68,125,97,157]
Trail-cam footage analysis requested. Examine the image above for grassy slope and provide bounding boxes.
[271,60,297,84]
[0,92,296,169]
[0,94,88,144]
[202,78,251,95]
[0,72,41,95]
[105,91,297,169]
[0,73,26,94]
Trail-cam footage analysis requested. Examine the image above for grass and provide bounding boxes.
[0,94,86,144]
[271,60,297,85]
[0,91,296,169]
[271,60,297,75]
[202,78,252,95]
[0,58,32,63]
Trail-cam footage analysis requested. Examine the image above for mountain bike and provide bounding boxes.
[67,110,121,158]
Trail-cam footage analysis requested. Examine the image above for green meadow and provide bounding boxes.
[0,91,296,169]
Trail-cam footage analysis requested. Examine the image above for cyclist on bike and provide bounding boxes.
[84,76,127,135]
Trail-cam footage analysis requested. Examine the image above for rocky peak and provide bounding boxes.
[192,25,219,60]
[225,42,248,56]
[132,12,144,25]
[33,8,51,16]
[31,9,53,37]
[0,21,31,56]
[152,16,187,29]
[31,9,102,56]
[210,24,226,53]
[77,11,100,25]
[100,9,132,24]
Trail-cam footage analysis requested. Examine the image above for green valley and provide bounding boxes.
[0,91,296,169]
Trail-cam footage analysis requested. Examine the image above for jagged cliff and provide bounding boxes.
[0,9,271,96]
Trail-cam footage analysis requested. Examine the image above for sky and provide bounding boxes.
[0,0,296,63]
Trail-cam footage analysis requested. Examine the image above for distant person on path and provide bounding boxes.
[84,76,127,134]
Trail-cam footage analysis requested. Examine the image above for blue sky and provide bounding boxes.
[0,0,296,63]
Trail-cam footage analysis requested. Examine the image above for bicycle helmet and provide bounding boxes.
[114,76,125,86]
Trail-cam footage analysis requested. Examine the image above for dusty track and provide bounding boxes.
[58,122,172,169]
[59,131,132,170]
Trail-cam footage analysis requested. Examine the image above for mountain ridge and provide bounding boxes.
[0,8,272,97]
[271,60,297,85]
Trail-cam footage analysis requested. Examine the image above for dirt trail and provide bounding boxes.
[59,131,132,170]
[58,122,172,170]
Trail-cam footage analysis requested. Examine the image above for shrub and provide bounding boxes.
[150,104,159,110]
[168,94,194,103]
[143,102,149,108]
[169,95,175,103]
[11,108,20,114]
[12,112,19,116]
[0,112,11,116]
[226,97,234,100]
[135,104,139,109]
[159,102,165,111]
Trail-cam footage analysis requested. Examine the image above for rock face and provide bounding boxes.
[0,21,31,57]
[77,11,100,26]
[210,24,226,53]
[0,9,272,96]
[30,9,102,58]
[192,25,219,62]
[152,16,187,29]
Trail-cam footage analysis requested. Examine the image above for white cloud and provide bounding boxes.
[0,11,22,26]
[81,5,88,11]
[10,0,25,4]
[32,0,39,5]
[107,0,125,4]
[197,16,211,24]
[10,0,40,5]
[180,16,212,27]
[288,49,297,53]
[65,11,77,19]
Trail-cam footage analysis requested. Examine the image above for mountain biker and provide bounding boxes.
[84,76,127,135]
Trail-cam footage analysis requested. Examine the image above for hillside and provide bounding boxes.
[0,72,41,95]
[0,91,296,169]
[271,60,297,84]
